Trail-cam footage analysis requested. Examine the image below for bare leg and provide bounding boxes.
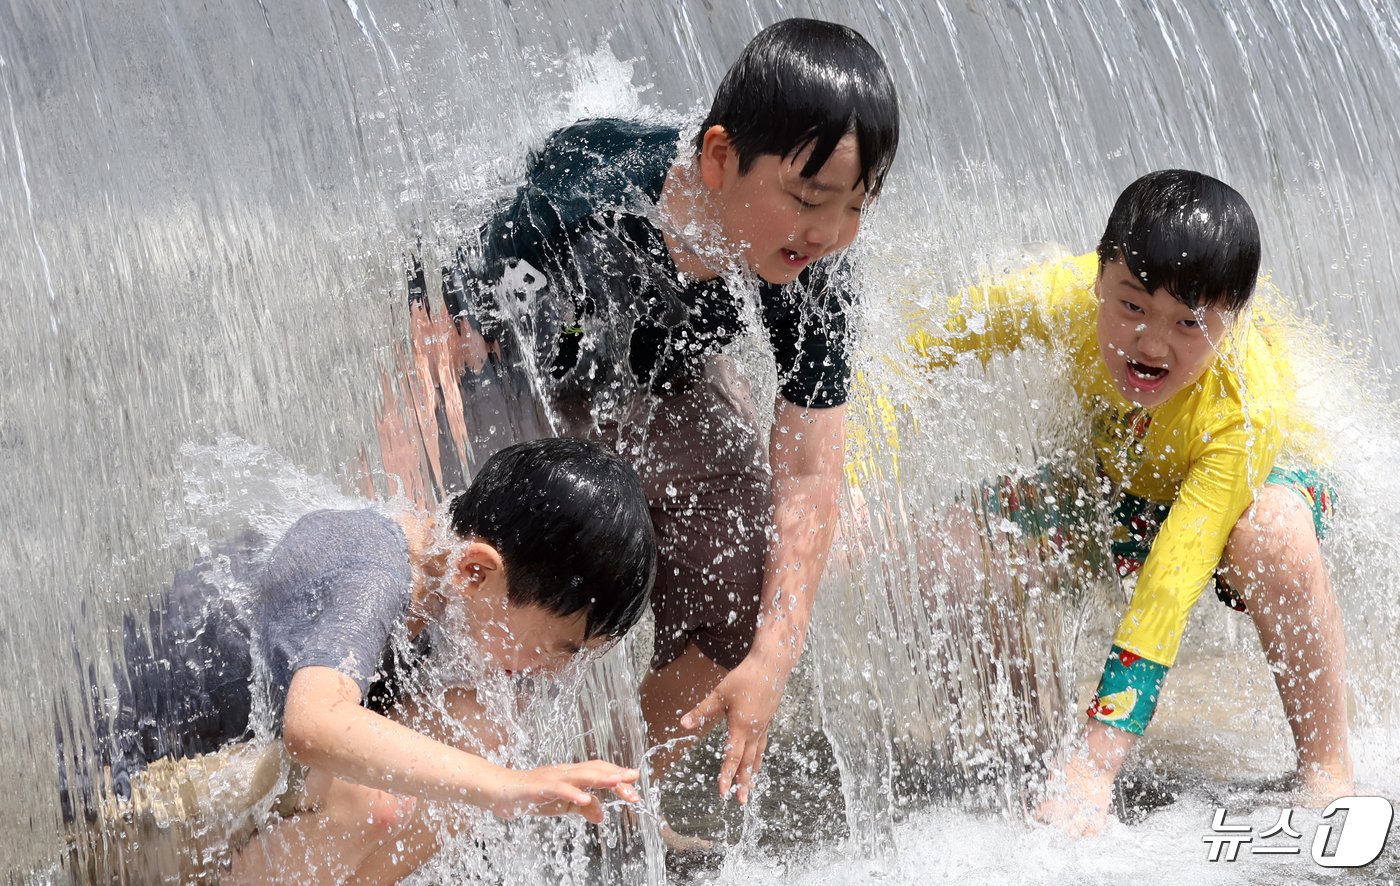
[640,642,728,850]
[225,769,415,886]
[345,687,503,884]
[1219,485,1353,802]
[640,642,728,778]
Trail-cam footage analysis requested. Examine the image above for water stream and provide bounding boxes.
[3,1,1398,882]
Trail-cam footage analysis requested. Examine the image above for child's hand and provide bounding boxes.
[487,761,641,824]
[1032,718,1133,837]
[1032,763,1114,837]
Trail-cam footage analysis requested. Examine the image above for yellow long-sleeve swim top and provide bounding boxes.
[907,252,1311,677]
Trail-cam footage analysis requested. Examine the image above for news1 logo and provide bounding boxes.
[1204,797,1394,867]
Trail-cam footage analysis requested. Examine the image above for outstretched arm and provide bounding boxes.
[230,672,638,884]
[283,666,639,818]
[1040,412,1279,834]
[682,399,846,803]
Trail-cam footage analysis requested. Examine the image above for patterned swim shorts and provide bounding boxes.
[1109,464,1336,612]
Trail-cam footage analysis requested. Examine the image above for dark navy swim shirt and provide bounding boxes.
[447,118,856,409]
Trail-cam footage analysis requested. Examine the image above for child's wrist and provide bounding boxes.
[747,622,808,672]
[1065,748,1117,786]
[467,759,516,809]
[746,644,799,676]
[1072,719,1134,782]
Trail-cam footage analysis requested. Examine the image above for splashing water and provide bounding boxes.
[3,0,1400,883]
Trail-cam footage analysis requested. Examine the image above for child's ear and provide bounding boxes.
[456,541,505,581]
[698,125,735,191]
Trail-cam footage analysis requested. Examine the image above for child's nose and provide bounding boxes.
[1137,326,1170,359]
[803,212,842,252]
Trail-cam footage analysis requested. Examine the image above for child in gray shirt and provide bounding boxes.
[79,437,656,882]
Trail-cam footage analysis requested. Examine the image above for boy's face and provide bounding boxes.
[454,550,613,675]
[703,128,868,285]
[1094,258,1231,408]
[481,602,613,676]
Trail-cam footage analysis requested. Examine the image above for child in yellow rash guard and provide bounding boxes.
[913,254,1291,679]
[907,170,1352,835]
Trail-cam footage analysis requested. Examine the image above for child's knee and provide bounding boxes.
[1224,486,1320,574]
[323,779,416,838]
[366,791,416,833]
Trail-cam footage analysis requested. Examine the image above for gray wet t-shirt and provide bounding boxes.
[254,508,417,715]
[102,507,422,781]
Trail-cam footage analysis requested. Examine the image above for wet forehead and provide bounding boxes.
[785,134,863,193]
[1108,265,1225,322]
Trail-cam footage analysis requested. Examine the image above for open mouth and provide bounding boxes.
[781,248,811,267]
[1126,359,1169,387]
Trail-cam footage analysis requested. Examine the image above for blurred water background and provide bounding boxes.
[2,0,1399,882]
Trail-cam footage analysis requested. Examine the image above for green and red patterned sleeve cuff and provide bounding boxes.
[1086,645,1169,735]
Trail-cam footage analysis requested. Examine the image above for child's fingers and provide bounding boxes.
[680,693,724,731]
[603,766,640,786]
[555,784,595,807]
[531,788,590,812]
[734,732,768,804]
[717,735,745,798]
[560,762,642,805]
[534,794,604,824]
[732,740,757,803]
[564,762,640,789]
[611,782,642,804]
[575,796,604,825]
[530,799,569,818]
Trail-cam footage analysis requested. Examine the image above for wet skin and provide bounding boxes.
[676,126,869,285]
[1094,258,1231,408]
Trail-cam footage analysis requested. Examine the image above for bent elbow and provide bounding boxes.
[280,712,322,766]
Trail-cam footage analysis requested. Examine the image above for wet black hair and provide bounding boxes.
[1096,169,1261,312]
[448,437,655,640]
[695,18,900,197]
